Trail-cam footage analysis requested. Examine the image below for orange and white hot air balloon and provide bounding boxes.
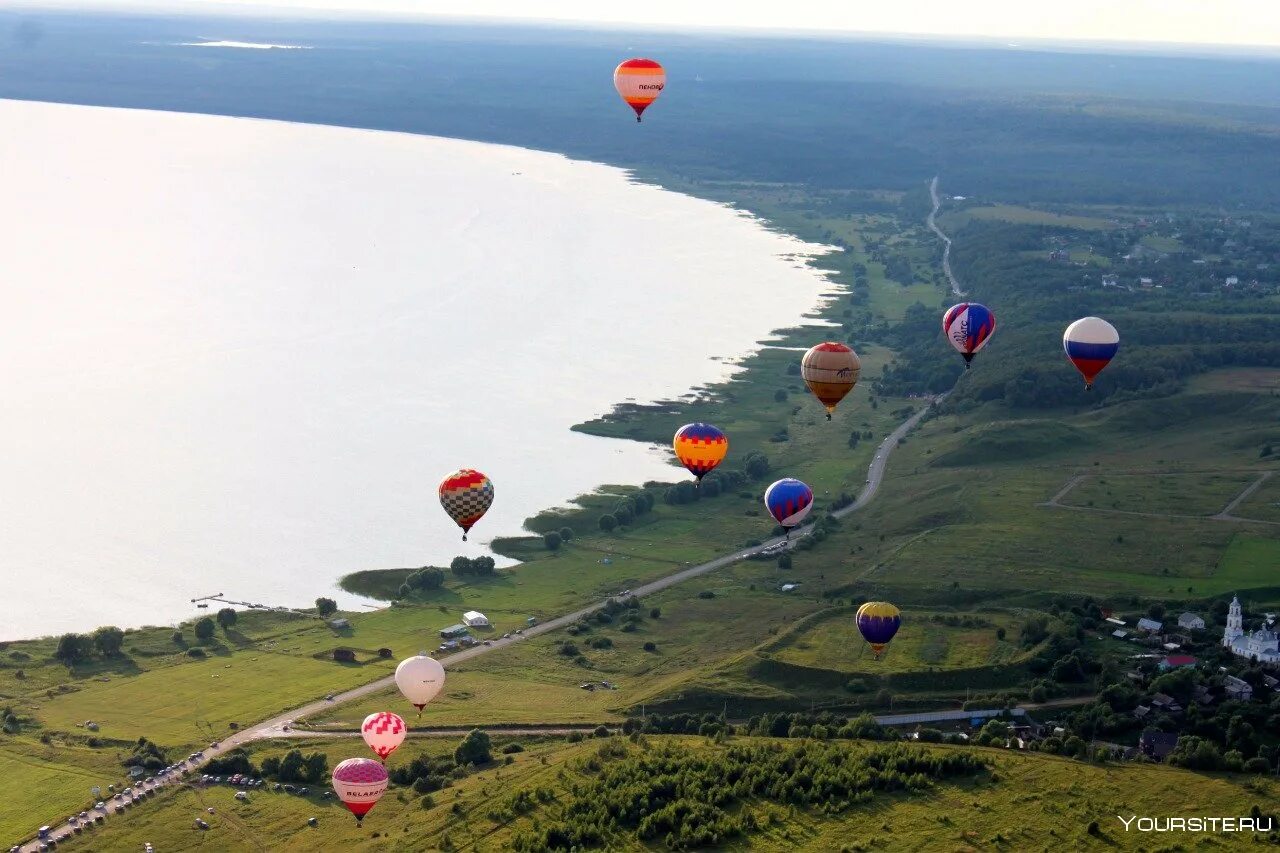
[613,58,665,122]
[801,342,861,420]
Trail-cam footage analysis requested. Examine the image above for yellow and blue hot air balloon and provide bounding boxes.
[673,423,728,484]
[855,601,901,658]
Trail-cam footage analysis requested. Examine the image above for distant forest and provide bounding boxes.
[2,11,1280,209]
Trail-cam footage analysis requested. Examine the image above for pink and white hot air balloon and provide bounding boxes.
[332,757,388,824]
[361,712,407,762]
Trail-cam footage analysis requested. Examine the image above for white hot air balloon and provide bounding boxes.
[361,711,407,762]
[395,653,445,714]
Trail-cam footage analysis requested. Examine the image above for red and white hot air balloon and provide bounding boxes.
[613,58,666,122]
[361,712,406,762]
[332,757,388,824]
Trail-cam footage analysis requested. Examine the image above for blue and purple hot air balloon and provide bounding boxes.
[942,302,996,369]
[764,478,814,530]
[1063,316,1119,389]
[855,601,901,658]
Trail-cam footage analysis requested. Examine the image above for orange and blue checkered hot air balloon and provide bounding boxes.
[856,601,901,659]
[673,422,728,484]
[613,58,666,122]
[438,469,494,541]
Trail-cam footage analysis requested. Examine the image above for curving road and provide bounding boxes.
[927,176,965,297]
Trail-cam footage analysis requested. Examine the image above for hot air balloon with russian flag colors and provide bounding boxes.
[942,302,996,368]
[1063,316,1119,389]
[855,601,901,658]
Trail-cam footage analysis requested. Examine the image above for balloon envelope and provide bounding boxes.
[673,423,728,481]
[801,342,860,418]
[332,757,388,821]
[764,478,814,528]
[395,654,446,711]
[1063,317,1119,387]
[942,303,996,364]
[439,469,494,539]
[613,58,666,120]
[361,711,407,761]
[856,601,902,656]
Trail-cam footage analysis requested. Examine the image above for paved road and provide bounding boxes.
[16,393,938,851]
[927,176,965,297]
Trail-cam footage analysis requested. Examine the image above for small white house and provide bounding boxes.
[1177,612,1205,630]
[462,610,490,628]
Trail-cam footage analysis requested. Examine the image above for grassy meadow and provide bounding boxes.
[71,734,1278,852]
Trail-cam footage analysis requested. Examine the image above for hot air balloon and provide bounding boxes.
[439,469,493,541]
[801,342,860,420]
[1063,317,1119,389]
[673,423,728,484]
[613,58,665,121]
[332,758,388,824]
[395,653,446,715]
[855,601,901,658]
[361,712,406,762]
[942,302,996,369]
[764,478,814,532]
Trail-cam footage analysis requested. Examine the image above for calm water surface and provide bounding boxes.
[0,99,836,639]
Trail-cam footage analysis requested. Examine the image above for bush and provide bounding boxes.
[559,642,580,657]
[455,729,493,766]
[193,618,216,642]
[54,633,93,664]
[315,598,338,617]
[216,608,238,630]
[187,647,206,658]
[593,725,611,738]
[643,642,657,652]
[501,743,524,754]
[171,630,184,645]
[92,626,125,657]
[697,590,716,599]
[599,514,617,532]
[590,637,613,650]
[559,526,574,542]
[650,607,661,619]
[543,531,562,551]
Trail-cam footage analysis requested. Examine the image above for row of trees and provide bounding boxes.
[510,740,987,851]
[54,626,126,663]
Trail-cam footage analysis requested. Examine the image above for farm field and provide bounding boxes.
[767,607,1026,674]
[0,741,126,843]
[75,735,1275,852]
[938,203,1114,231]
[1058,471,1260,517]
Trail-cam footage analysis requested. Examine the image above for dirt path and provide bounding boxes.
[1042,470,1280,526]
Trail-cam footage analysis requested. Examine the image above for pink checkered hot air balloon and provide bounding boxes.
[332,757,388,824]
[361,711,407,762]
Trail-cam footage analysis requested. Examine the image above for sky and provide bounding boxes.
[16,0,1280,48]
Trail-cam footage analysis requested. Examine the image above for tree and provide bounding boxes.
[543,531,562,551]
[472,556,496,576]
[455,729,492,766]
[171,630,184,645]
[599,514,617,532]
[92,626,125,657]
[194,617,216,642]
[315,598,337,617]
[614,505,634,526]
[216,608,237,631]
[777,554,792,570]
[406,567,445,590]
[559,526,574,542]
[742,451,770,480]
[450,556,473,577]
[55,633,92,664]
[996,627,1007,641]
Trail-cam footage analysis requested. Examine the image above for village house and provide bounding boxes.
[1159,654,1197,671]
[1139,731,1180,761]
[1150,693,1183,714]
[1136,617,1163,633]
[1177,612,1205,630]
[1224,675,1253,701]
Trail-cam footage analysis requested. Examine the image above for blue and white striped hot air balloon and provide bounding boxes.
[1063,316,1118,390]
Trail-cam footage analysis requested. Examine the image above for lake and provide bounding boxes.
[0,99,835,639]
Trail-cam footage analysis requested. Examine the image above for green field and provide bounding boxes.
[0,741,127,842]
[74,735,1275,852]
[940,204,1114,231]
[768,607,1026,674]
[1059,471,1259,517]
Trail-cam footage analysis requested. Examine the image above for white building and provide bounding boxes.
[462,610,490,628]
[1222,596,1280,664]
[1177,612,1205,630]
